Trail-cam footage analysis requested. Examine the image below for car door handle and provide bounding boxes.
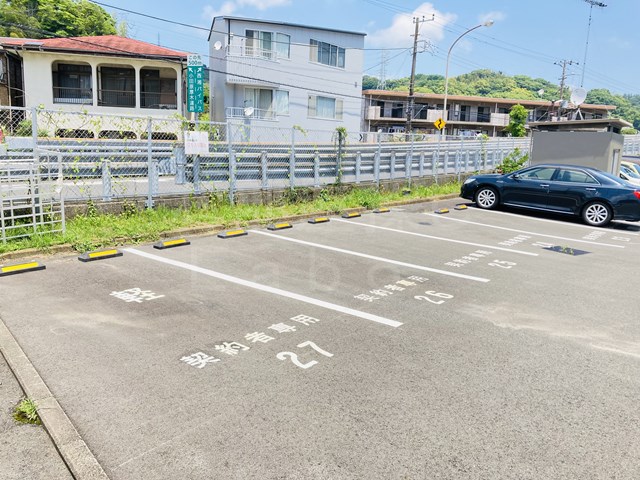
[585,187,597,191]
[540,184,549,188]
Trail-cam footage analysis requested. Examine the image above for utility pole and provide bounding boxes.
[406,15,434,133]
[554,59,578,118]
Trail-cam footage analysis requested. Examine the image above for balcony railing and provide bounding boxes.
[226,44,277,61]
[140,92,176,110]
[226,107,277,120]
[53,87,92,105]
[98,89,135,108]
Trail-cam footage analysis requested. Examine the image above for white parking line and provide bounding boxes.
[464,207,640,236]
[424,214,625,248]
[249,230,491,283]
[332,218,539,257]
[124,248,403,328]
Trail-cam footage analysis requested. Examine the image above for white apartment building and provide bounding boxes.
[208,17,365,136]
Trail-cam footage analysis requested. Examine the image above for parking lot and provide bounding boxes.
[2,202,640,479]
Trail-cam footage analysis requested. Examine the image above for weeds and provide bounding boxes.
[13,398,42,425]
[0,182,460,255]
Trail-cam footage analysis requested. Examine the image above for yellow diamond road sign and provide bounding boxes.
[434,118,446,130]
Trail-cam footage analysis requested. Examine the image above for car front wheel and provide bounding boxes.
[582,201,612,227]
[475,187,499,209]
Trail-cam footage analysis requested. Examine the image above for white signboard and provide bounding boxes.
[184,131,209,155]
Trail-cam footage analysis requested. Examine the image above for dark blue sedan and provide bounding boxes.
[460,164,640,226]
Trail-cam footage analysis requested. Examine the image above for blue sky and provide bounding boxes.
[100,0,640,94]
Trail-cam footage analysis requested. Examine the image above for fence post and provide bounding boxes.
[433,151,438,183]
[375,135,381,187]
[406,133,414,181]
[175,146,186,184]
[355,151,361,184]
[289,127,296,189]
[464,150,470,175]
[444,151,450,177]
[390,151,396,180]
[31,107,38,151]
[227,120,236,205]
[313,150,320,187]
[419,151,425,177]
[193,156,201,194]
[102,159,112,201]
[261,151,268,190]
[146,117,154,208]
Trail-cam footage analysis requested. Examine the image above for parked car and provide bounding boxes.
[620,165,640,186]
[622,160,640,176]
[460,164,640,227]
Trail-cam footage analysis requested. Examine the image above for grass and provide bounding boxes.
[13,398,42,425]
[0,182,460,255]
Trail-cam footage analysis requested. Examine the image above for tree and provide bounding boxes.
[505,104,528,137]
[0,0,118,38]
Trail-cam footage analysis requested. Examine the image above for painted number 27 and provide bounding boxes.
[277,341,334,370]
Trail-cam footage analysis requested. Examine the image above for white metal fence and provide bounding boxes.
[0,106,531,205]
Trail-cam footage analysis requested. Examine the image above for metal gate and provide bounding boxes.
[1,158,65,243]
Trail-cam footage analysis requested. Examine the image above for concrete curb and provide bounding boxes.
[0,318,109,480]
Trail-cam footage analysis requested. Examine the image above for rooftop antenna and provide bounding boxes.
[581,0,607,87]
[570,86,588,120]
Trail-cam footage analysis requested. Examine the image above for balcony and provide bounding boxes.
[53,87,92,105]
[227,44,277,61]
[98,89,135,108]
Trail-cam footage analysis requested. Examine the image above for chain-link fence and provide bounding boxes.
[1,106,533,211]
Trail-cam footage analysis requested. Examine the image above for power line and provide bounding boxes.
[89,0,406,53]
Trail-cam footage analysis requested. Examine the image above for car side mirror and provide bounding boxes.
[512,174,520,180]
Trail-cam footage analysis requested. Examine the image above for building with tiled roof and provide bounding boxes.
[1,35,190,138]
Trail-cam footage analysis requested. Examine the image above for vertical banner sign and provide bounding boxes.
[187,54,204,113]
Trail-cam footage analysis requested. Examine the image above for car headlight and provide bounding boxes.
[463,177,476,185]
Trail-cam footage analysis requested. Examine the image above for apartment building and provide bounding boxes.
[363,90,616,137]
[208,17,365,135]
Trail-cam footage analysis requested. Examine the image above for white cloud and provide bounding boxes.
[203,0,291,19]
[366,3,457,48]
[478,11,506,24]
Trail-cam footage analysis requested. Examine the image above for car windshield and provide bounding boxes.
[622,166,640,178]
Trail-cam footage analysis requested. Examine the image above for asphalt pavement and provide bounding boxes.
[1,199,640,479]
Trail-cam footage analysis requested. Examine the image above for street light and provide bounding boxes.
[442,20,494,137]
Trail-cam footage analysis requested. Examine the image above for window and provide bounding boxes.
[98,66,135,107]
[140,68,177,109]
[518,167,556,180]
[52,63,92,104]
[275,90,289,115]
[276,33,290,59]
[244,88,276,118]
[556,169,598,184]
[308,95,343,120]
[309,39,345,68]
[246,30,290,59]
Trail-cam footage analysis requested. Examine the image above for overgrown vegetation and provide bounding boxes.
[13,398,41,425]
[0,182,460,255]
[495,148,529,174]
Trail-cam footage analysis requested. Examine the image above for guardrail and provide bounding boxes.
[1,106,533,208]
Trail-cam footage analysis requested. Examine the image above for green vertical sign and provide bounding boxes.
[187,54,204,113]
